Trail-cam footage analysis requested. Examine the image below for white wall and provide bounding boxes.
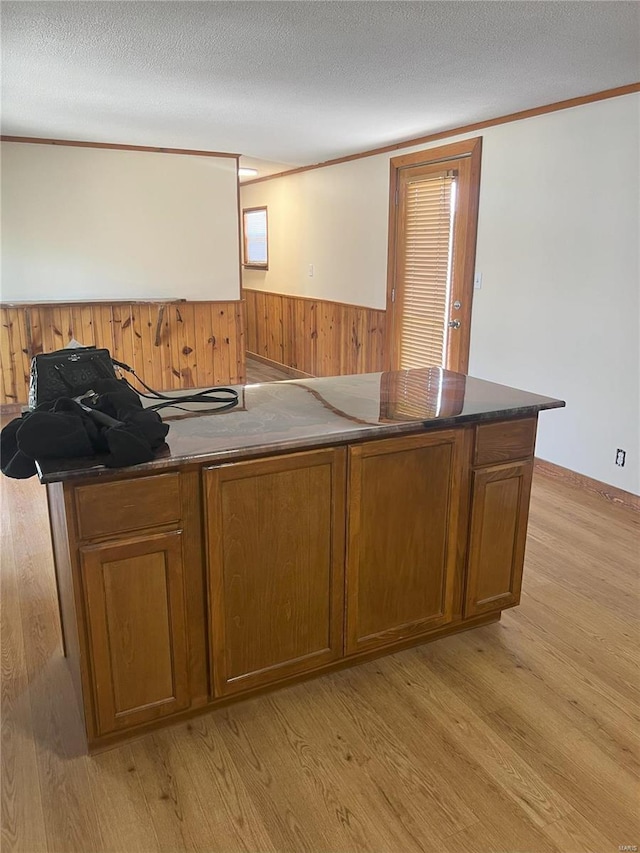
[1,143,241,301]
[241,94,640,493]
[242,158,390,307]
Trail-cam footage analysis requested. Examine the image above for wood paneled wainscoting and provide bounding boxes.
[244,288,386,377]
[0,300,245,407]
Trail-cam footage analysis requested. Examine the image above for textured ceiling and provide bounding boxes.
[1,1,639,170]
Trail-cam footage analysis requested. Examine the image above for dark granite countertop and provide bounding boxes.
[37,367,565,484]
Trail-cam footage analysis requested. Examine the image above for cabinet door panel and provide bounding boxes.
[346,431,463,654]
[81,530,190,735]
[205,448,346,697]
[465,461,533,617]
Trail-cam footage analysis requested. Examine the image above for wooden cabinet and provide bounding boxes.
[204,448,346,697]
[46,409,550,750]
[346,430,465,654]
[80,530,190,735]
[464,460,534,617]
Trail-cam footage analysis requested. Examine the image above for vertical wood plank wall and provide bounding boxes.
[0,301,245,406]
[244,288,387,377]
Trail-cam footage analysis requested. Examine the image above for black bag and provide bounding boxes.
[2,379,171,479]
[5,347,239,480]
[29,347,117,408]
[29,346,240,414]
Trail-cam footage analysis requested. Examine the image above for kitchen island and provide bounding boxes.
[41,367,564,751]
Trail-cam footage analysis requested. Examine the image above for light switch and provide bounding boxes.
[474,272,483,290]
[308,264,314,277]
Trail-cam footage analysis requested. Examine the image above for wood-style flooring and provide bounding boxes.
[245,356,292,384]
[1,461,638,852]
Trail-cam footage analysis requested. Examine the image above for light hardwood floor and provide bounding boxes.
[245,356,293,384]
[1,462,638,852]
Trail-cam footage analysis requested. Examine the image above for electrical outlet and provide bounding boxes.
[616,449,626,467]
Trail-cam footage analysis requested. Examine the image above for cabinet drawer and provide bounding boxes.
[474,418,536,467]
[75,473,181,540]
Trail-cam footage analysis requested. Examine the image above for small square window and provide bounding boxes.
[243,207,268,269]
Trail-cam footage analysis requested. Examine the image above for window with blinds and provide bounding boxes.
[242,206,268,269]
[397,171,456,370]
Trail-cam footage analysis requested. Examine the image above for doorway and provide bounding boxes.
[386,137,482,374]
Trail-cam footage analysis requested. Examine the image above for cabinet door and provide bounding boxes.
[205,448,346,697]
[346,430,464,655]
[80,530,190,735]
[464,461,533,617]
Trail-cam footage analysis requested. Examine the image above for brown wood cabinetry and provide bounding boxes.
[43,396,556,751]
[474,418,537,466]
[464,460,534,617]
[74,473,181,540]
[204,449,346,696]
[346,431,464,654]
[80,530,190,734]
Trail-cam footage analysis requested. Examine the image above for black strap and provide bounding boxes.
[111,359,239,413]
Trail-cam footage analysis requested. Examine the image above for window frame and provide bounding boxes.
[242,206,269,270]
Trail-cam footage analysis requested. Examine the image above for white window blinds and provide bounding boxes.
[243,207,268,267]
[397,172,456,370]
